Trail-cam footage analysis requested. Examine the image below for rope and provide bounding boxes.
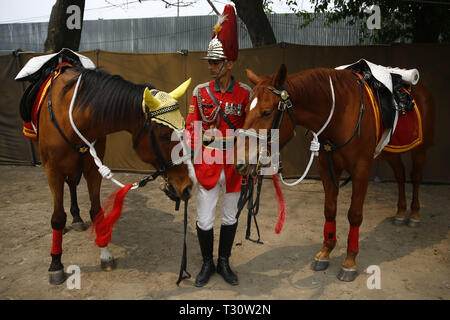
[279,76,336,186]
[68,74,136,189]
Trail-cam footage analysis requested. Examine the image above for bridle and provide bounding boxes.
[267,85,297,134]
[236,84,297,176]
[235,84,297,244]
[131,91,192,203]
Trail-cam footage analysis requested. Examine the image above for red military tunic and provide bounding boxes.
[186,77,252,193]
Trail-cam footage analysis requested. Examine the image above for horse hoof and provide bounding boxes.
[408,219,420,228]
[72,222,88,232]
[312,259,329,271]
[337,268,358,282]
[101,259,116,271]
[393,217,406,226]
[49,269,67,285]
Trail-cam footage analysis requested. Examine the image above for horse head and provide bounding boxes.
[135,78,195,202]
[234,64,296,176]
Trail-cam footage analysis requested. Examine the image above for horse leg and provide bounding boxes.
[338,161,371,282]
[66,178,88,231]
[408,148,427,227]
[312,154,342,271]
[83,155,115,271]
[385,154,407,226]
[46,167,68,285]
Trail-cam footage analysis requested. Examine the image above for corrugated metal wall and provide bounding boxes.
[0,14,371,54]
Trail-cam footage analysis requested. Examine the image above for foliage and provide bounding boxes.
[284,0,450,44]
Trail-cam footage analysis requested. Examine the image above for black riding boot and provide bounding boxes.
[195,224,215,287]
[217,222,239,285]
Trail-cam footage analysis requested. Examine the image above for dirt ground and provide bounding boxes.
[0,164,449,300]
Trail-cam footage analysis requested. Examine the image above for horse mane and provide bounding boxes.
[286,68,356,105]
[63,66,155,126]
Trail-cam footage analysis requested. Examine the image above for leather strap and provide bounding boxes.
[205,86,237,131]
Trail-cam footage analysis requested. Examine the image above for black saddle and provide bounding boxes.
[18,49,82,123]
[346,60,415,130]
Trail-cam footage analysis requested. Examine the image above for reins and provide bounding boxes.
[236,173,264,244]
[63,70,192,285]
[176,199,191,285]
[269,74,365,188]
[277,76,336,186]
[234,76,337,239]
[67,73,190,191]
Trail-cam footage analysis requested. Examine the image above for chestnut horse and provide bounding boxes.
[235,64,435,281]
[33,65,193,284]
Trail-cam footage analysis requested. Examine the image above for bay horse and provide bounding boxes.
[235,64,435,281]
[28,63,194,284]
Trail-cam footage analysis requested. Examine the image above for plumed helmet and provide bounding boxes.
[202,5,238,61]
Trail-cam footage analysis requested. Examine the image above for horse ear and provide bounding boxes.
[169,78,192,101]
[246,69,262,85]
[143,87,161,111]
[272,63,287,89]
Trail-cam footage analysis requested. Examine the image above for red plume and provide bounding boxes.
[273,174,286,234]
[213,4,238,61]
[91,184,133,247]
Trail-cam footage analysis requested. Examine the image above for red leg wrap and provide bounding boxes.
[51,229,63,255]
[324,221,336,242]
[347,226,359,251]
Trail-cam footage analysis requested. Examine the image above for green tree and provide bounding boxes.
[289,0,450,44]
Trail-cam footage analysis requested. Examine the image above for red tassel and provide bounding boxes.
[91,184,133,247]
[273,174,286,234]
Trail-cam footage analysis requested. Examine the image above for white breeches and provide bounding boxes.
[197,168,240,231]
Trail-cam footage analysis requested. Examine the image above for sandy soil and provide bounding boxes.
[0,165,448,300]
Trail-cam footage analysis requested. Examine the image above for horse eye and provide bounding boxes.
[262,109,273,117]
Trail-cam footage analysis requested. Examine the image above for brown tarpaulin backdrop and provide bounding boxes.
[1,44,449,182]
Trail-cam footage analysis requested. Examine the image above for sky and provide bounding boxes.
[0,0,314,24]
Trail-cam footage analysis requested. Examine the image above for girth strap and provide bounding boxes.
[322,75,366,188]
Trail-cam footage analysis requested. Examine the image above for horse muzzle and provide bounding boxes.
[234,163,258,176]
[161,181,192,202]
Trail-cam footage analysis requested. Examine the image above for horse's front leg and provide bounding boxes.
[45,167,68,285]
[83,139,115,270]
[338,161,371,282]
[313,153,342,271]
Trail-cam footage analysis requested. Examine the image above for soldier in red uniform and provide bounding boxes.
[185,5,252,287]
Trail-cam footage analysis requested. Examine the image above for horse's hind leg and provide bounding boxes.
[409,148,427,227]
[66,179,88,231]
[313,154,342,271]
[385,154,407,226]
[46,167,68,285]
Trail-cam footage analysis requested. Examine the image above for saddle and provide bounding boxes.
[336,59,418,130]
[16,48,95,137]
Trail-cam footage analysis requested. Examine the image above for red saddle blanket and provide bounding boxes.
[22,64,68,140]
[362,81,423,153]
